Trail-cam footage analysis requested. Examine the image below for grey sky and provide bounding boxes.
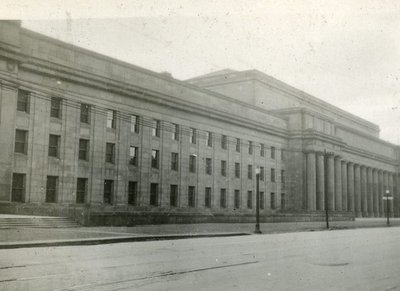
[3,0,400,143]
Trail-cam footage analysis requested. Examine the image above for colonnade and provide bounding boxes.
[306,151,399,217]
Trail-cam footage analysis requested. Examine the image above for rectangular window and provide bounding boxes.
[129,146,138,166]
[247,191,253,209]
[271,146,276,159]
[248,165,253,179]
[171,152,179,171]
[17,89,29,113]
[260,192,265,209]
[189,155,196,173]
[151,150,159,169]
[271,192,276,209]
[80,103,90,124]
[46,176,58,203]
[172,123,179,140]
[79,139,89,161]
[105,143,115,163]
[221,135,227,149]
[248,141,253,155]
[260,166,264,181]
[271,168,276,182]
[170,184,178,207]
[281,193,286,209]
[206,131,212,147]
[281,149,285,160]
[221,160,227,176]
[190,128,196,144]
[150,183,158,206]
[235,163,240,178]
[205,158,212,175]
[106,110,116,129]
[220,188,226,208]
[76,178,87,204]
[234,190,240,209]
[152,120,160,137]
[281,170,285,189]
[11,173,25,202]
[260,144,265,157]
[188,186,196,207]
[103,180,113,204]
[48,134,60,158]
[131,115,139,133]
[15,129,28,154]
[128,181,138,205]
[50,97,62,119]
[236,138,240,152]
[205,187,211,208]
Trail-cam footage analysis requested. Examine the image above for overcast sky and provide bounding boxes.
[3,0,400,144]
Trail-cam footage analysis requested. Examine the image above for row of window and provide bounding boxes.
[11,173,285,209]
[17,90,285,159]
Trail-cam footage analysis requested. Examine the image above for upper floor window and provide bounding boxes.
[221,160,227,176]
[50,97,62,119]
[152,120,160,137]
[105,143,115,163]
[206,131,212,147]
[271,146,276,159]
[236,138,240,152]
[48,134,60,158]
[235,162,240,178]
[260,144,265,157]
[15,129,28,154]
[151,149,159,169]
[80,103,90,124]
[221,135,227,150]
[248,165,253,179]
[205,158,212,175]
[172,124,179,141]
[106,110,116,129]
[129,146,138,166]
[79,139,89,161]
[260,166,265,181]
[248,141,253,155]
[271,168,276,182]
[190,128,196,144]
[131,115,139,133]
[189,155,196,173]
[171,152,179,171]
[281,149,285,160]
[17,89,30,113]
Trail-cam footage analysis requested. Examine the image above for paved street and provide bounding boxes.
[1,227,400,290]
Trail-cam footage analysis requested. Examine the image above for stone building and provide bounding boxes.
[0,21,398,225]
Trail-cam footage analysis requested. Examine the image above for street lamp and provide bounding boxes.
[385,189,391,226]
[254,167,261,234]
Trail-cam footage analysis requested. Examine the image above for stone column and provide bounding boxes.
[347,162,354,213]
[354,164,361,217]
[389,173,394,217]
[327,155,335,211]
[373,169,379,217]
[379,170,384,217]
[306,151,316,211]
[367,167,373,217]
[316,152,325,211]
[396,174,400,217]
[341,161,348,211]
[334,157,342,211]
[383,171,388,217]
[360,166,368,217]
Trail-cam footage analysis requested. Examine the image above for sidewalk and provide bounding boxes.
[0,218,399,249]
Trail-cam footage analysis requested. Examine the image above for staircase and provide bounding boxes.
[0,215,80,229]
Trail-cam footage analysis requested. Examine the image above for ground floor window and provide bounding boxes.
[188,186,195,207]
[76,178,87,204]
[271,192,276,209]
[205,187,211,208]
[234,190,240,209]
[247,191,253,209]
[281,193,286,210]
[11,173,25,202]
[260,191,265,209]
[170,184,178,207]
[220,188,226,208]
[103,180,113,204]
[46,176,58,203]
[150,183,158,206]
[128,181,138,205]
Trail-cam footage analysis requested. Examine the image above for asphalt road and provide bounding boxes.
[1,227,400,291]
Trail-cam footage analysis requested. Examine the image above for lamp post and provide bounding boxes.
[254,167,261,234]
[385,189,391,226]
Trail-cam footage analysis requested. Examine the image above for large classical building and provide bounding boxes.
[0,21,398,225]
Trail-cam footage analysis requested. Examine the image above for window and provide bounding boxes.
[17,89,29,113]
[220,188,226,208]
[271,146,276,159]
[131,115,139,133]
[15,129,28,154]
[206,131,212,147]
[281,170,285,189]
[260,192,265,209]
[248,165,253,179]
[234,190,240,209]
[205,187,211,208]
[281,149,285,160]
[106,110,116,129]
[188,186,196,207]
[247,191,253,209]
[189,155,196,173]
[79,139,89,161]
[129,146,138,166]
[172,124,179,140]
[105,143,115,163]
[128,181,138,205]
[150,183,159,206]
[103,180,113,204]
[48,135,60,158]
[281,193,286,209]
[50,97,62,118]
[152,120,160,137]
[248,141,253,155]
[271,192,276,209]
[171,152,179,171]
[236,138,240,152]
[221,160,227,176]
[205,158,212,175]
[170,184,178,207]
[76,178,87,204]
[271,168,276,182]
[11,173,25,202]
[221,135,227,149]
[260,144,265,157]
[151,150,159,169]
[80,103,90,124]
[190,128,196,144]
[235,163,240,178]
[260,166,264,181]
[46,176,58,203]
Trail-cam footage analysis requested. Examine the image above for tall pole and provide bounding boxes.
[254,168,261,234]
[324,149,331,229]
[386,189,390,226]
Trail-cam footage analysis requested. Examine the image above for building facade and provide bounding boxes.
[0,21,398,225]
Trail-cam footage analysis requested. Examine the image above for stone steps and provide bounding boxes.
[0,216,80,228]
